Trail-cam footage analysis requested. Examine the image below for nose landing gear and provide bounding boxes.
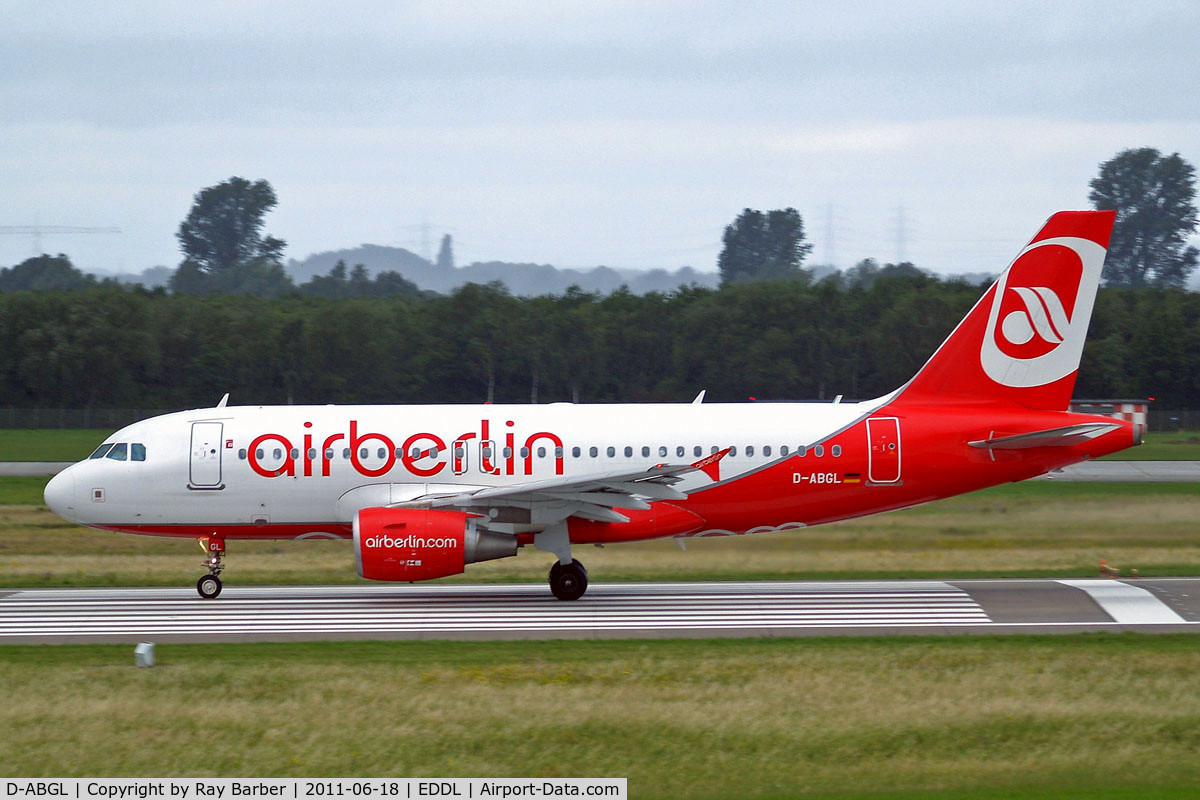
[197,537,226,599]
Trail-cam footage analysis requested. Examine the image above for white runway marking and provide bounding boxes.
[1,581,1197,642]
[0,582,988,640]
[1056,579,1187,623]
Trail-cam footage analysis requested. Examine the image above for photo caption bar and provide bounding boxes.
[1,780,627,800]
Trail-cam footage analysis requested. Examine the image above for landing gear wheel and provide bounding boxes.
[549,559,588,581]
[197,574,223,599]
[549,559,588,601]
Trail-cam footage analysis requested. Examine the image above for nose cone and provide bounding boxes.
[44,468,77,521]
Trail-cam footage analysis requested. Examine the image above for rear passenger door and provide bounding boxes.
[866,417,901,484]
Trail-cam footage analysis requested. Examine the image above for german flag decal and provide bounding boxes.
[843,473,862,484]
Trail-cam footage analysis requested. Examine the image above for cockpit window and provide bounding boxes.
[131,443,146,462]
[106,443,128,461]
[89,444,114,459]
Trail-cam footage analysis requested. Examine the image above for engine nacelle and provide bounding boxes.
[353,507,517,582]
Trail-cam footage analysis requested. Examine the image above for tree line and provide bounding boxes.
[0,275,1196,410]
[1,147,1196,412]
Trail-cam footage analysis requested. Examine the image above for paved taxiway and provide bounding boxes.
[2,579,1198,643]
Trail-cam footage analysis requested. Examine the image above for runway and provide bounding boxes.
[2,579,1199,643]
[1037,460,1200,481]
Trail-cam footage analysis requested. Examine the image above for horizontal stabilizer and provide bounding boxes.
[968,422,1121,450]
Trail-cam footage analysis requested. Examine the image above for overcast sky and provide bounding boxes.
[2,0,1198,277]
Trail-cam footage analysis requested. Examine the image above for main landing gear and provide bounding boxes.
[533,523,589,601]
[197,537,226,599]
[549,559,588,601]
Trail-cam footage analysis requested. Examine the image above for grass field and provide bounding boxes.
[1,428,1199,461]
[1,478,1196,587]
[1,636,1199,798]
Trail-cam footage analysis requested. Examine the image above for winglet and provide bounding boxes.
[691,447,730,481]
[692,390,706,405]
[216,392,230,408]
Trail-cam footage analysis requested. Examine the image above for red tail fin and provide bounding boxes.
[895,210,1115,411]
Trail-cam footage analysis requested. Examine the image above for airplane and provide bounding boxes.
[43,209,1138,600]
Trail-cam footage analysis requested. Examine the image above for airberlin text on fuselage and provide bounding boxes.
[246,419,564,479]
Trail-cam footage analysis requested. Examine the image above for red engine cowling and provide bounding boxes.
[354,507,517,582]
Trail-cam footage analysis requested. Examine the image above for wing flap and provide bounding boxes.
[394,450,729,527]
[598,480,687,500]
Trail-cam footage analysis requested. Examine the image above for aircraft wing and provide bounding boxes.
[401,449,729,525]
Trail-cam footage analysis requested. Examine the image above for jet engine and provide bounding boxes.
[353,507,517,581]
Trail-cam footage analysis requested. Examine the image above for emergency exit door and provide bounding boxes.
[189,421,224,489]
[866,417,901,484]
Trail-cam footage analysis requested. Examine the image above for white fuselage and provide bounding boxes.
[46,400,886,532]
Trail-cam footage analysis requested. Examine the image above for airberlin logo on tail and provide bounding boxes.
[1001,286,1070,353]
[980,236,1106,388]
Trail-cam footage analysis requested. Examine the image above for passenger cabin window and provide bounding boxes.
[746,446,754,457]
[693,446,702,457]
[780,445,789,456]
[814,445,825,457]
[572,447,581,458]
[89,444,114,459]
[343,448,351,459]
[238,448,247,460]
[659,446,668,457]
[729,446,737,457]
[832,445,842,457]
[503,447,513,459]
[676,446,685,457]
[255,448,265,460]
[764,446,772,457]
[797,445,807,457]
[606,446,616,457]
[554,446,563,458]
[624,446,633,457]
[106,443,128,461]
[131,443,146,462]
[589,446,598,458]
[274,448,283,460]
